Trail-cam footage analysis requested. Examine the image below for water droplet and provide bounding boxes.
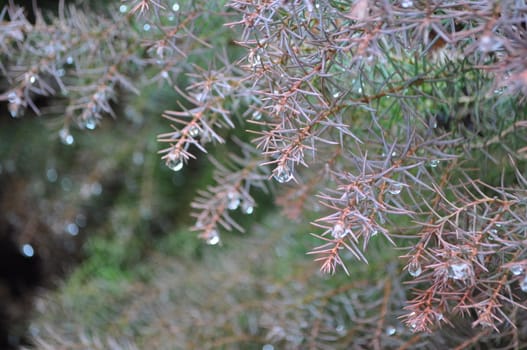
[66,56,74,65]
[166,153,184,171]
[59,128,74,145]
[429,159,440,168]
[84,114,97,130]
[273,163,293,183]
[8,101,23,118]
[242,201,254,215]
[132,152,144,165]
[188,125,200,138]
[206,229,220,245]
[29,75,36,84]
[408,260,422,277]
[161,70,169,79]
[227,191,240,210]
[7,91,18,103]
[333,92,340,98]
[435,312,444,321]
[66,222,79,236]
[57,68,65,77]
[401,0,413,8]
[521,275,527,292]
[370,228,378,237]
[90,182,102,196]
[252,110,262,120]
[331,223,346,239]
[119,4,128,13]
[167,14,175,21]
[21,243,34,257]
[335,324,346,335]
[315,2,320,8]
[479,35,502,52]
[386,326,396,336]
[388,183,403,195]
[488,228,498,236]
[143,23,151,31]
[46,168,58,183]
[493,87,506,95]
[172,3,180,11]
[61,177,73,191]
[262,345,274,350]
[448,261,471,280]
[510,265,524,276]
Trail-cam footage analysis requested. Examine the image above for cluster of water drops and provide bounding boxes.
[226,189,255,215]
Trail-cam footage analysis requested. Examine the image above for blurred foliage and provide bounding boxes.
[28,213,403,350]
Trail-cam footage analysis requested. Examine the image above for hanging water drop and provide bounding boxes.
[429,159,440,168]
[22,243,34,258]
[252,110,262,120]
[370,228,378,237]
[401,0,413,8]
[408,260,422,277]
[242,201,254,215]
[227,191,240,210]
[172,3,180,11]
[478,35,502,52]
[143,23,151,32]
[388,183,403,195]
[166,153,184,172]
[521,275,527,292]
[331,223,346,239]
[84,114,97,130]
[510,265,524,276]
[273,163,293,183]
[119,4,128,13]
[188,125,200,138]
[59,128,74,145]
[66,222,79,236]
[206,229,220,245]
[385,326,396,336]
[448,261,471,280]
[8,101,23,118]
[335,324,346,335]
[46,168,58,183]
